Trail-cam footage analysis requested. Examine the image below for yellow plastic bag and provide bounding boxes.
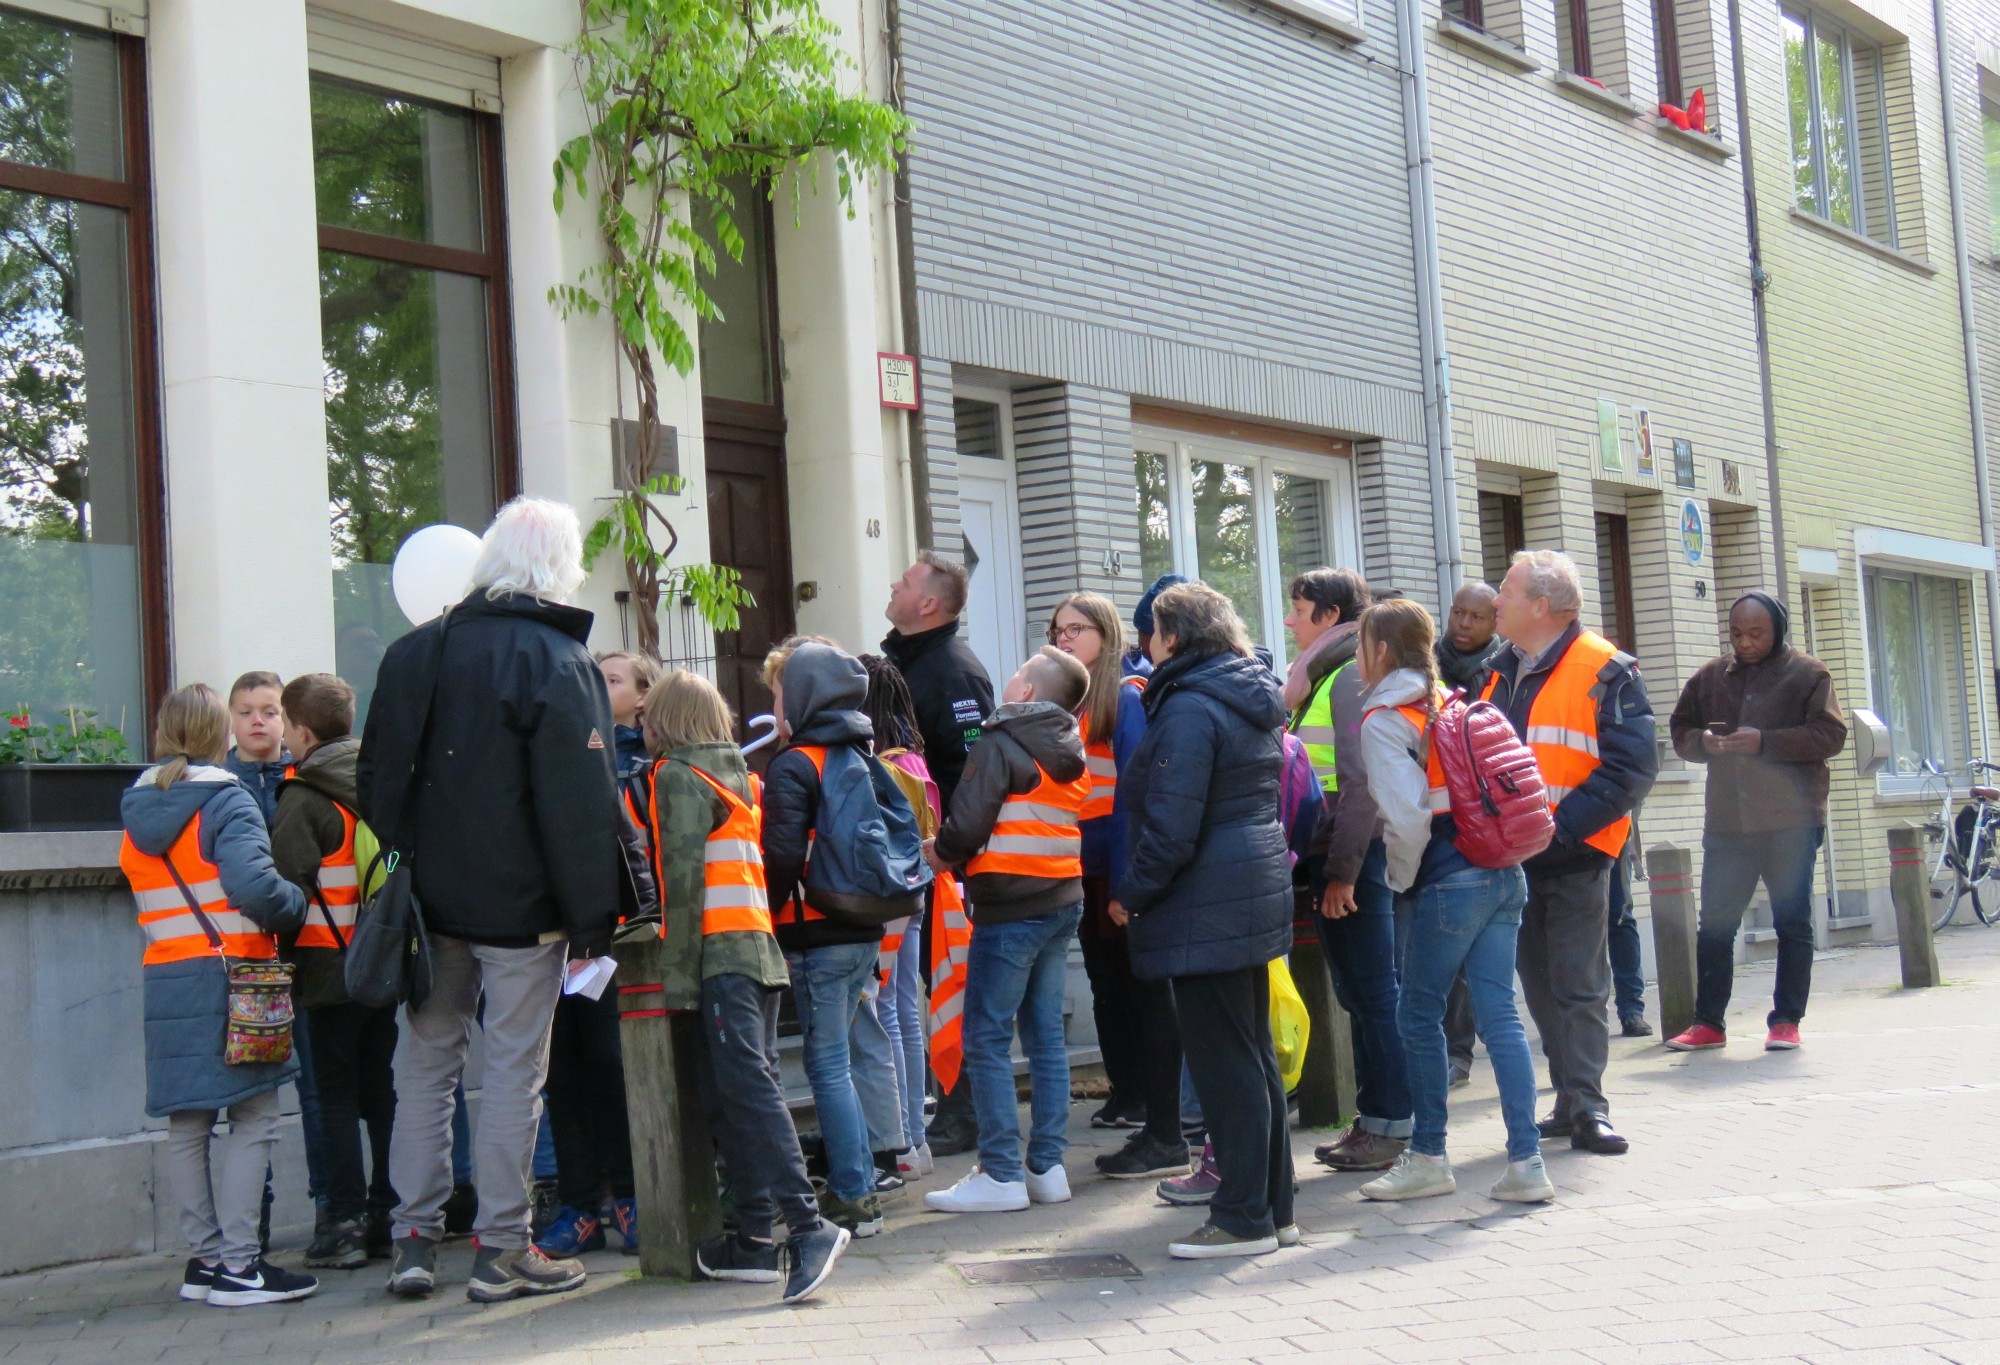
[1269,955,1310,1091]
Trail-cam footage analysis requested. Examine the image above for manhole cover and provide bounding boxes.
[959,1253,1142,1285]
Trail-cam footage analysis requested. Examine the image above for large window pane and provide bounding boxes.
[697,179,774,406]
[0,8,122,180]
[1983,104,2000,247]
[1916,574,1968,767]
[1272,470,1331,596]
[0,189,143,749]
[954,398,1002,460]
[321,254,494,717]
[1136,450,1174,588]
[1867,569,1969,776]
[1784,12,1819,216]
[1815,26,1855,228]
[1188,458,1263,642]
[311,79,482,250]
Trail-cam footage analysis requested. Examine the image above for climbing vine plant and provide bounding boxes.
[554,0,909,654]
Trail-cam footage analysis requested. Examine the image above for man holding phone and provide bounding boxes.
[1667,592,1847,1052]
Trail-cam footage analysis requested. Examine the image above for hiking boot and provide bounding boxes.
[466,1242,586,1303]
[1167,1222,1278,1260]
[1025,1163,1071,1205]
[364,1210,393,1259]
[179,1257,218,1303]
[441,1182,478,1239]
[1489,1155,1556,1203]
[1318,1130,1405,1173]
[1765,1022,1802,1050]
[386,1233,438,1298]
[782,1222,850,1304]
[304,1217,367,1269]
[1159,1143,1221,1205]
[528,1179,561,1239]
[819,1190,886,1237]
[1090,1096,1146,1129]
[208,1258,318,1308]
[1621,1014,1655,1038]
[611,1197,638,1254]
[897,1143,934,1179]
[1360,1151,1456,1202]
[534,1206,605,1257]
[1095,1131,1190,1180]
[925,1113,978,1158]
[1666,1023,1726,1052]
[923,1169,1029,1213]
[695,1232,780,1284]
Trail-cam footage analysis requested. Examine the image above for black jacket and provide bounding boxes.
[933,701,1089,925]
[357,591,623,955]
[881,620,994,810]
[762,642,886,951]
[1119,650,1293,982]
[1484,621,1659,876]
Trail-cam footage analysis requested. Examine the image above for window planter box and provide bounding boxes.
[0,764,146,833]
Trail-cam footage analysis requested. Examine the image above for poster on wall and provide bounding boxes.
[1680,499,1706,565]
[1672,437,1696,488]
[1633,408,1655,477]
[1597,398,1623,472]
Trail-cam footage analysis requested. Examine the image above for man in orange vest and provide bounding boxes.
[1485,550,1658,1156]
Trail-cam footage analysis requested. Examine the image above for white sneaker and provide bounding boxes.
[1359,1151,1456,1202]
[1488,1154,1555,1203]
[1025,1163,1071,1205]
[1276,1223,1302,1246]
[898,1143,935,1179]
[923,1169,1030,1214]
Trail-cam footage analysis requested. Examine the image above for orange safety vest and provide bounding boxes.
[295,800,362,950]
[966,763,1089,880]
[1482,630,1631,859]
[927,873,972,1091]
[1373,688,1454,818]
[1079,676,1145,822]
[647,760,774,939]
[776,746,836,925]
[122,814,280,966]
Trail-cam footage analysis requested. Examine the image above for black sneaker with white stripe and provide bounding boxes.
[207,1258,319,1308]
[179,1258,218,1302]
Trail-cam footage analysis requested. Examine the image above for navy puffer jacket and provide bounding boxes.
[1118,650,1292,982]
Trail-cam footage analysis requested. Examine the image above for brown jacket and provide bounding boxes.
[1669,645,1846,834]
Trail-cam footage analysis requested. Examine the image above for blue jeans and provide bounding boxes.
[785,942,879,1202]
[1398,864,1540,1162]
[850,977,908,1152]
[875,909,929,1149]
[1696,826,1823,1030]
[963,904,1083,1184]
[1314,841,1413,1137]
[1609,846,1646,1020]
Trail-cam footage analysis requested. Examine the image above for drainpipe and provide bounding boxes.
[1931,0,2000,749]
[884,0,934,549]
[1726,0,1788,602]
[1398,0,1463,611]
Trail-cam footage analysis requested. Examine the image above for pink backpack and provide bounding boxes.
[1429,689,1554,869]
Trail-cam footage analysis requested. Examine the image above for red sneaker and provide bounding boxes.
[1765,1023,1801,1051]
[1665,1023,1726,1052]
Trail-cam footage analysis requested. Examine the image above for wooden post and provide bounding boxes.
[1290,898,1356,1130]
[614,939,721,1280]
[1887,823,1941,989]
[1644,842,1699,1039]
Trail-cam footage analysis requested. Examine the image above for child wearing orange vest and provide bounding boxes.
[641,670,849,1304]
[268,673,397,1272]
[921,646,1091,1215]
[120,684,314,1308]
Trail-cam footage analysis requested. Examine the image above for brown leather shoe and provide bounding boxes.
[1318,1130,1407,1172]
[1313,1125,1364,1166]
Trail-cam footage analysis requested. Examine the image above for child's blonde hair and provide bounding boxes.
[1019,645,1090,714]
[642,669,735,753]
[152,683,230,789]
[761,634,839,690]
[595,650,663,696]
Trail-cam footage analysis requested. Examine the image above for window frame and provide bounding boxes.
[1565,0,1594,75]
[1861,565,1972,791]
[1132,427,1360,660]
[312,76,520,509]
[1783,4,1896,246]
[0,16,166,725]
[1980,94,2000,256]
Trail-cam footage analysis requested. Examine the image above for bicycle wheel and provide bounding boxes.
[1927,824,1965,931]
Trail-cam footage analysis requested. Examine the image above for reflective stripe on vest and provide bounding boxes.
[878,913,911,979]
[121,814,280,966]
[966,765,1088,880]
[1079,676,1145,821]
[296,802,361,950]
[1290,664,1342,794]
[927,874,972,1091]
[1482,631,1631,859]
[689,768,775,937]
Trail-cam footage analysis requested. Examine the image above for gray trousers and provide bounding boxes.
[164,1087,283,1270]
[390,935,565,1250]
[1517,861,1613,1123]
[850,976,908,1154]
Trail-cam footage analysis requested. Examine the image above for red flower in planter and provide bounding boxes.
[8,716,28,729]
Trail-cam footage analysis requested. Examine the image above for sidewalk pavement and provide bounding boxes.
[10,927,2000,1364]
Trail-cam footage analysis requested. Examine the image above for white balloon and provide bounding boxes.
[392,524,483,627]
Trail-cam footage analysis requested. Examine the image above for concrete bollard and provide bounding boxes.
[1887,823,1941,989]
[1645,842,1699,1040]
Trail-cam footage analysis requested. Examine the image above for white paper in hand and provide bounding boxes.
[563,956,617,1001]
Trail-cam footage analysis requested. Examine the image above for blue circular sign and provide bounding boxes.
[1681,499,1706,565]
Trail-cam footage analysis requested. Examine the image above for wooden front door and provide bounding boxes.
[705,398,794,736]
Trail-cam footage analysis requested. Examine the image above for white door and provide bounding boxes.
[957,468,1024,688]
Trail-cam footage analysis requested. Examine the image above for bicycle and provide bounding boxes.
[1922,759,2000,930]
